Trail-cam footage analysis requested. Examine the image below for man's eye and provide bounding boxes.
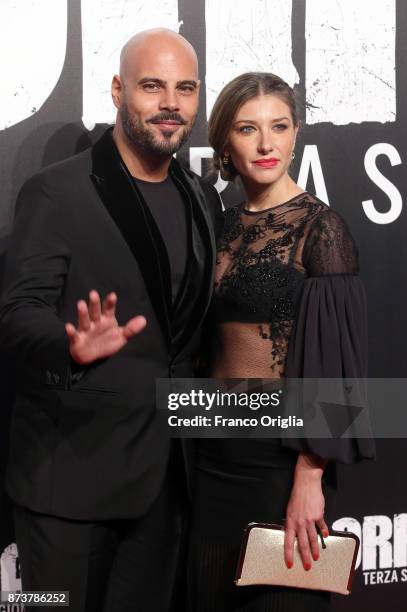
[179,85,195,94]
[143,83,160,91]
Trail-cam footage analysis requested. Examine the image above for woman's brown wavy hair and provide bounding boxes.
[208,72,298,181]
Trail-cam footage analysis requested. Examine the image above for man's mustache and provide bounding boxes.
[147,112,187,125]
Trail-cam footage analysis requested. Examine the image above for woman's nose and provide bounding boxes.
[257,135,274,155]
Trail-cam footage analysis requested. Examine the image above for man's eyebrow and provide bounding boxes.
[176,80,198,88]
[138,77,165,86]
[138,77,198,88]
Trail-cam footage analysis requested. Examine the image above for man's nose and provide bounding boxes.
[159,89,180,112]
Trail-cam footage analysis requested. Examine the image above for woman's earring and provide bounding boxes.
[223,154,230,165]
[291,151,296,160]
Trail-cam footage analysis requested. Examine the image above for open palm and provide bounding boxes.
[65,290,146,364]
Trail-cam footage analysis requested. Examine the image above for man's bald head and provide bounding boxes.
[112,28,200,162]
[119,28,198,82]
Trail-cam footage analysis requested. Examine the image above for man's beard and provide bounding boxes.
[120,101,194,157]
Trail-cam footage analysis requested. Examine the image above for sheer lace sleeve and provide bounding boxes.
[302,208,358,276]
[281,207,375,463]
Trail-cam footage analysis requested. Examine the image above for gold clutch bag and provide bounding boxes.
[235,523,359,595]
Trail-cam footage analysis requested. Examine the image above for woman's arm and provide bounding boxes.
[282,205,374,568]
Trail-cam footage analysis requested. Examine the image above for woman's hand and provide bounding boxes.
[284,453,329,571]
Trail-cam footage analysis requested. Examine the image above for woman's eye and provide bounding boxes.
[239,125,255,133]
[274,123,288,131]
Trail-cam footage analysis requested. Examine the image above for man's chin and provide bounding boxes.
[151,132,188,155]
[160,131,180,140]
[124,123,191,156]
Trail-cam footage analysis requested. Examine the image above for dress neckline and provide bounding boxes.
[241,191,308,215]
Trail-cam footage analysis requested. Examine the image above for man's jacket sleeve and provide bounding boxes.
[0,173,72,389]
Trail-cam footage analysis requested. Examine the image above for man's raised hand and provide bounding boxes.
[65,290,147,364]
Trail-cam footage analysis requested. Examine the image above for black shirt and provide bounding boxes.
[133,175,188,303]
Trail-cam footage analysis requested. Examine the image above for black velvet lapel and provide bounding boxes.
[90,128,217,357]
[90,128,172,346]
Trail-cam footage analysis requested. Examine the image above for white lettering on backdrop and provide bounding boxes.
[305,0,396,124]
[0,0,67,130]
[333,514,407,574]
[362,143,403,224]
[205,0,299,119]
[0,1,396,129]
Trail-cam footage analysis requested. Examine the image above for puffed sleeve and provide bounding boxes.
[281,208,375,463]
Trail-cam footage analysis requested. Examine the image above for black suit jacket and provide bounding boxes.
[0,128,223,520]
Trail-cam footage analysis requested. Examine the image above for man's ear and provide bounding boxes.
[111,74,122,109]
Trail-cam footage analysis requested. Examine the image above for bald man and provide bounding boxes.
[0,29,222,611]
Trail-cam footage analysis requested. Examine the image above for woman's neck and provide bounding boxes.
[243,174,304,212]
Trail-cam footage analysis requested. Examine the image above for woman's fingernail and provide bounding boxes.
[287,561,293,569]
[313,554,319,561]
[323,530,329,537]
[305,563,311,571]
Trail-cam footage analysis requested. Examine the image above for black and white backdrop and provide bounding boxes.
[0,1,406,609]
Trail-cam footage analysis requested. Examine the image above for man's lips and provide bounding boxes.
[253,158,280,168]
[151,120,183,131]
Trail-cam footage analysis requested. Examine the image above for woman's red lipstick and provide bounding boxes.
[253,158,279,168]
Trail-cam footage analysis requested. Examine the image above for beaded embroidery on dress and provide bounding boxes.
[211,192,358,378]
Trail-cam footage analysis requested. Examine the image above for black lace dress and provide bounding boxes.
[186,192,375,611]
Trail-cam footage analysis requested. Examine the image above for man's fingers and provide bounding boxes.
[123,316,147,339]
[102,292,117,317]
[284,527,295,568]
[77,300,91,331]
[88,290,102,321]
[65,322,77,340]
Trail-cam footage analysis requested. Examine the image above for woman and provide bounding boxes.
[186,72,375,611]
